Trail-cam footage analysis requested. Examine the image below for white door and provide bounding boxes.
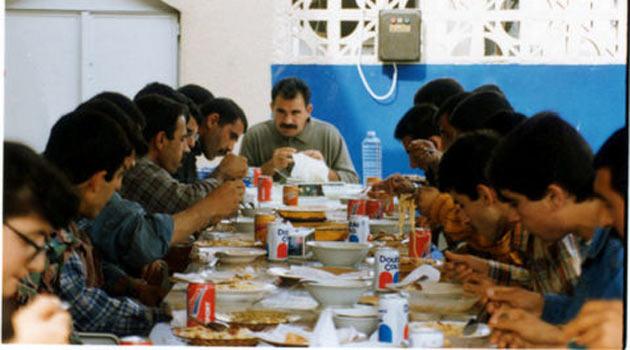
[5,0,179,152]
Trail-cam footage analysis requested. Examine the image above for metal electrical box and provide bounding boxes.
[378,9,421,62]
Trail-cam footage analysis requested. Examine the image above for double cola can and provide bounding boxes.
[257,175,273,202]
[348,215,370,243]
[347,199,367,219]
[187,282,215,327]
[267,220,290,261]
[409,227,432,258]
[378,293,409,345]
[374,247,400,291]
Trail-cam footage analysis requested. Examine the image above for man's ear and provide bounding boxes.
[306,103,313,115]
[546,184,568,210]
[81,170,107,194]
[206,113,220,128]
[429,135,443,152]
[477,184,496,206]
[154,131,167,151]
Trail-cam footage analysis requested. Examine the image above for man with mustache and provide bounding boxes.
[240,77,359,183]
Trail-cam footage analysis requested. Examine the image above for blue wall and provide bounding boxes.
[271,64,626,180]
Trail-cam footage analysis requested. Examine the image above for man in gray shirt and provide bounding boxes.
[240,77,359,183]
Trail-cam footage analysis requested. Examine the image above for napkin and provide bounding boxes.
[311,308,339,347]
[387,264,440,288]
[291,152,329,182]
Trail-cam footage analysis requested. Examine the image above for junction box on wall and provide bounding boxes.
[378,9,421,62]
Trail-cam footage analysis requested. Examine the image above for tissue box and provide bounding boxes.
[288,228,315,257]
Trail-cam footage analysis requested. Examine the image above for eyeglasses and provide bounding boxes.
[3,221,50,263]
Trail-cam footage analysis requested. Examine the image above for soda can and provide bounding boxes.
[347,199,367,219]
[254,212,276,244]
[120,336,153,345]
[267,220,290,261]
[283,185,299,206]
[409,227,432,258]
[366,199,384,219]
[374,247,400,291]
[257,175,273,202]
[378,293,409,345]
[408,323,443,348]
[252,167,262,187]
[187,282,215,327]
[348,215,370,243]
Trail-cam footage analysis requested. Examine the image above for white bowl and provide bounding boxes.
[234,217,254,233]
[369,219,411,235]
[408,282,479,314]
[215,248,266,265]
[304,280,370,307]
[215,283,276,310]
[411,321,490,348]
[307,241,371,267]
[333,313,379,336]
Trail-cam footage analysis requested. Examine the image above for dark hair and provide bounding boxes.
[78,98,148,156]
[4,142,79,229]
[438,130,501,199]
[183,95,203,124]
[44,110,132,184]
[272,77,311,106]
[481,111,527,136]
[92,91,146,131]
[434,92,471,125]
[178,84,215,106]
[472,83,505,97]
[488,112,594,201]
[594,127,628,196]
[394,104,439,141]
[135,82,190,122]
[413,78,464,107]
[200,97,248,132]
[449,91,513,133]
[136,94,189,142]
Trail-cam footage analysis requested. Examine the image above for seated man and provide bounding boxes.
[488,127,627,348]
[438,130,581,294]
[121,94,246,214]
[3,142,77,344]
[483,113,622,326]
[39,110,171,336]
[240,77,359,183]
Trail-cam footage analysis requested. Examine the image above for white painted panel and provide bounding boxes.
[87,13,179,99]
[7,0,175,13]
[5,11,81,151]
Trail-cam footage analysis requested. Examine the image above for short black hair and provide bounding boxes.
[272,77,311,106]
[394,104,439,141]
[449,91,513,133]
[481,111,527,136]
[78,98,148,156]
[472,83,506,97]
[488,112,594,202]
[200,97,248,132]
[44,110,132,184]
[136,94,189,142]
[438,130,501,200]
[135,82,190,122]
[183,95,203,125]
[4,142,79,229]
[594,127,628,196]
[413,78,464,107]
[178,84,215,106]
[92,91,146,131]
[434,92,471,125]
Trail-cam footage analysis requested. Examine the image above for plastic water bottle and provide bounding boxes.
[362,130,382,185]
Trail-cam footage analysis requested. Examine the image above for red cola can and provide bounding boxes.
[257,175,273,202]
[347,199,367,219]
[283,185,299,206]
[409,227,431,258]
[383,196,395,216]
[120,336,153,345]
[252,167,262,187]
[187,282,215,327]
[366,199,384,219]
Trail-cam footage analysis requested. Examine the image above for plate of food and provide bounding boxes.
[277,206,328,222]
[255,325,311,347]
[215,281,277,306]
[172,326,258,346]
[215,249,266,265]
[217,310,301,331]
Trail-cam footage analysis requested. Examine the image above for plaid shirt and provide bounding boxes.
[121,157,221,214]
[487,232,582,294]
[59,250,171,336]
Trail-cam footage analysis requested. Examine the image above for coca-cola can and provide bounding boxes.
[283,185,299,206]
[254,211,276,244]
[119,336,153,345]
[187,282,215,327]
[252,167,262,187]
[257,175,273,202]
[409,227,432,258]
[347,199,367,219]
[378,293,409,345]
[408,323,443,348]
[267,220,290,261]
[366,199,384,219]
[348,215,370,243]
[374,247,400,291]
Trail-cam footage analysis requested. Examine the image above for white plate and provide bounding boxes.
[215,248,266,264]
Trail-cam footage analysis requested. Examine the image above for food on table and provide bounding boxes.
[277,207,327,222]
[194,239,260,248]
[398,194,416,236]
[358,295,379,306]
[284,332,309,346]
[173,326,256,344]
[228,310,292,326]
[425,321,464,337]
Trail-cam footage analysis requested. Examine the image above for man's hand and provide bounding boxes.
[302,149,324,161]
[215,154,248,181]
[407,139,442,170]
[563,300,623,349]
[12,295,72,344]
[415,186,440,214]
[262,147,296,175]
[485,286,544,316]
[205,180,245,218]
[489,306,564,347]
[369,174,415,196]
[135,282,169,307]
[443,251,490,283]
[462,273,495,299]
